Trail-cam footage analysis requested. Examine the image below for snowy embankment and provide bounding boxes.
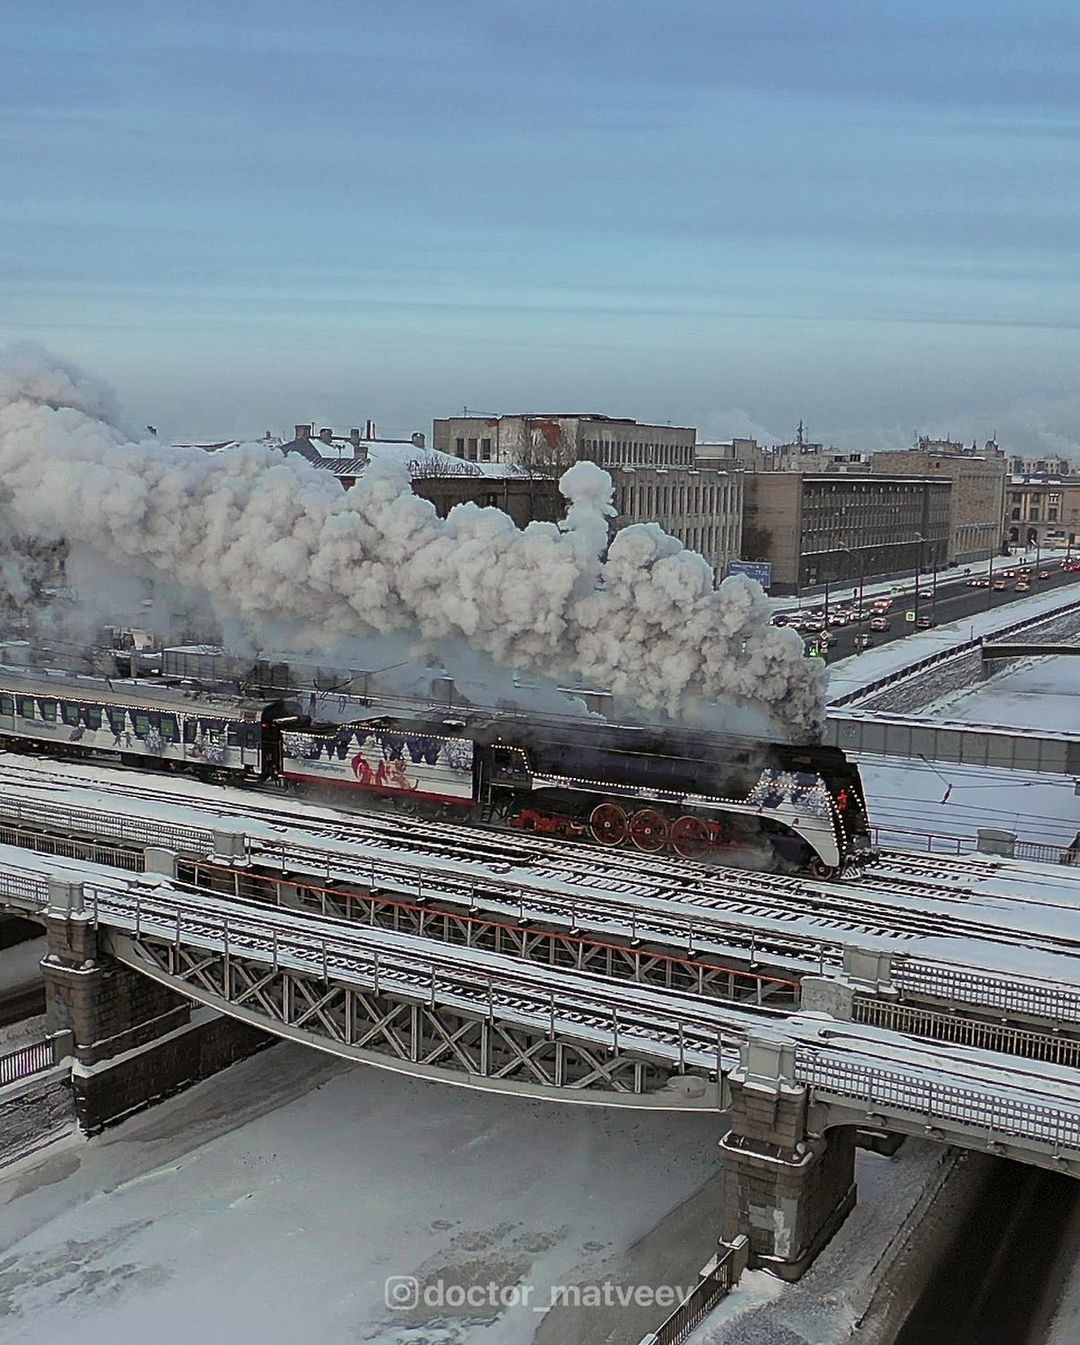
[692,1147,985,1345]
[826,579,1080,704]
[914,654,1080,733]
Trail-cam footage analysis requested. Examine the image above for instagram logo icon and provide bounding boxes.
[384,1276,420,1311]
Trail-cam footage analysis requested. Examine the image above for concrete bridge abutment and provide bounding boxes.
[40,877,271,1133]
[720,1035,856,1279]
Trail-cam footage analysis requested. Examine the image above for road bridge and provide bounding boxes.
[4,843,1080,1278]
[826,596,1080,774]
[980,641,1080,663]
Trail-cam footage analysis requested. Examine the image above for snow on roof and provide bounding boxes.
[321,440,543,481]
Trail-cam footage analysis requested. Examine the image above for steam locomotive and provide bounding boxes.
[0,669,872,876]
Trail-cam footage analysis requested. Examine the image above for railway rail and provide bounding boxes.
[4,759,1080,968]
[7,845,1080,1160]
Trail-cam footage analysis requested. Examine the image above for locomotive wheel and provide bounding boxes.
[629,808,669,852]
[589,802,629,846]
[671,815,710,859]
[809,856,839,881]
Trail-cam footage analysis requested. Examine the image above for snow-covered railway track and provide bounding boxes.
[6,757,1080,975]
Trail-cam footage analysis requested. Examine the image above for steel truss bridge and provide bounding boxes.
[5,837,1080,1173]
[3,771,1080,1031]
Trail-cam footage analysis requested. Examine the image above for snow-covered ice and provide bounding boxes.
[0,939,45,997]
[0,1044,725,1345]
[0,1039,951,1345]
[914,653,1080,733]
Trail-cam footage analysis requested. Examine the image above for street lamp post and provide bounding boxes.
[913,535,924,627]
[838,543,866,652]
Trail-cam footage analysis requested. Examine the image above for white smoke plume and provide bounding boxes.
[0,346,826,737]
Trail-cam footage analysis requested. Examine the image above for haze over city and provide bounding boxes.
[3,2,1080,451]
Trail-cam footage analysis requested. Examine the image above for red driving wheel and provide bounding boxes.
[671,814,710,859]
[629,808,669,852]
[590,802,629,846]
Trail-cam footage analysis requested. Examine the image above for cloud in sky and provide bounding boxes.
[1,2,1079,448]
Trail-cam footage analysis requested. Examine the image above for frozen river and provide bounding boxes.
[0,1042,726,1345]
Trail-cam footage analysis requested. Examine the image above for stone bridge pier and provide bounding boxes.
[719,1034,856,1280]
[40,876,271,1133]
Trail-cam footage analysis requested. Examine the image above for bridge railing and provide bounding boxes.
[870,823,1073,867]
[893,959,1080,1025]
[0,1034,70,1088]
[795,1045,1080,1152]
[0,867,49,910]
[0,796,212,858]
[640,1242,745,1345]
[17,865,740,1075]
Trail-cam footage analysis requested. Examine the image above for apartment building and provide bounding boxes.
[871,438,1006,564]
[433,413,695,468]
[434,412,741,573]
[278,424,563,528]
[743,473,951,592]
[1005,477,1080,548]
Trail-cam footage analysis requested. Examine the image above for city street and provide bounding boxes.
[778,556,1080,662]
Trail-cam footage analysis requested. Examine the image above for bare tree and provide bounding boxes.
[741,523,773,561]
[405,455,484,480]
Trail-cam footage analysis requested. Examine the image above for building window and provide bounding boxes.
[480,438,492,461]
[454,437,464,456]
[1011,508,1021,520]
[467,437,478,460]
[1049,508,1059,521]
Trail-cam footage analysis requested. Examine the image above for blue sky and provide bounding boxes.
[3,1,1080,451]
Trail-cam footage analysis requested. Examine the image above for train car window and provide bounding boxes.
[61,702,80,726]
[18,697,35,719]
[107,707,126,734]
[84,706,103,730]
[160,715,177,742]
[39,700,57,722]
[1,694,16,716]
[227,724,241,746]
[134,713,151,737]
[182,717,196,744]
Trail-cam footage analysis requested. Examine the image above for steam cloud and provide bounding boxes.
[0,345,826,737]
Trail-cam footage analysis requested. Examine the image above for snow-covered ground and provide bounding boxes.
[0,1044,726,1345]
[860,755,1080,855]
[915,654,1080,733]
[0,1039,950,1345]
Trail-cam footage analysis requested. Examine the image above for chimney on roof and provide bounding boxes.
[294,424,312,441]
[319,427,333,445]
[349,428,361,447]
[364,418,377,440]
[411,431,426,449]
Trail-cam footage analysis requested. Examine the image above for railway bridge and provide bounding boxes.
[4,804,1080,1279]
